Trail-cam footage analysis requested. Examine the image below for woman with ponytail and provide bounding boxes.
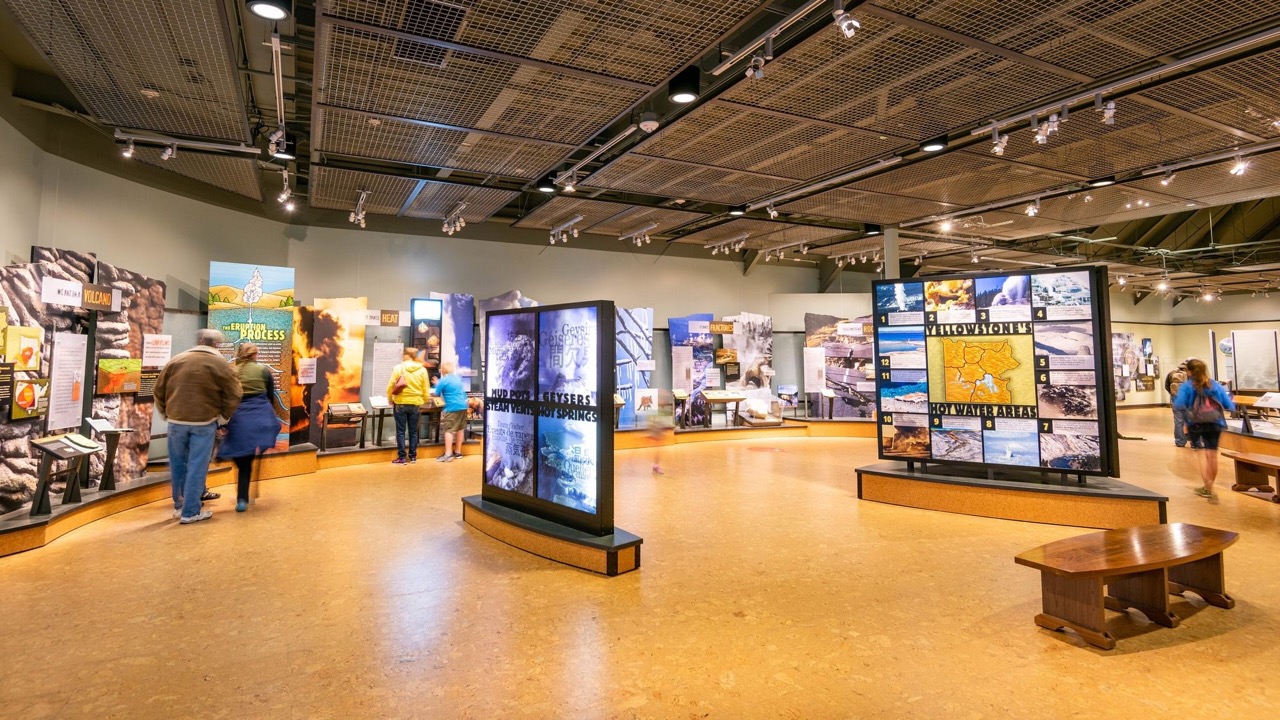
[1172,358,1235,498]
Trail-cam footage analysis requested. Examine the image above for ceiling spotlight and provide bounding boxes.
[247,1,291,21]
[971,251,980,264]
[1083,194,1094,203]
[1100,100,1116,125]
[801,245,809,255]
[1230,156,1249,176]
[1202,290,1214,302]
[639,111,660,133]
[921,136,947,152]
[765,253,774,262]
[1118,276,1127,286]
[271,132,296,160]
[537,175,557,193]
[766,204,778,219]
[1034,122,1049,145]
[1156,279,1169,292]
[991,132,1008,156]
[350,190,370,229]
[284,200,295,213]
[860,254,867,263]
[832,0,861,39]
[866,226,881,236]
[914,256,922,266]
[1160,171,1176,186]
[1025,199,1040,217]
[940,220,953,232]
[121,139,134,158]
[1125,202,1132,209]
[746,55,766,80]
[160,144,175,161]
[729,205,746,216]
[668,66,701,104]
[1047,113,1060,135]
[1087,177,1115,188]
[563,173,577,193]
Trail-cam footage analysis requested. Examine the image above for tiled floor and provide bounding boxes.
[2,408,1278,718]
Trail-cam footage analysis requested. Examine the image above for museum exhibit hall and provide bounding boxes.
[3,0,1280,717]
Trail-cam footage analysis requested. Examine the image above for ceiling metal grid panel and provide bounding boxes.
[583,155,794,206]
[951,210,1081,240]
[848,152,1078,206]
[814,236,967,258]
[971,97,1244,180]
[751,225,849,251]
[309,167,419,214]
[1,0,248,141]
[319,23,644,146]
[585,205,707,237]
[1140,49,1280,140]
[1126,151,1280,209]
[135,148,262,200]
[672,219,789,247]
[720,13,1077,140]
[1028,184,1189,226]
[317,108,567,178]
[324,0,761,86]
[402,181,517,221]
[875,0,1280,79]
[780,188,962,225]
[511,197,636,232]
[634,101,906,181]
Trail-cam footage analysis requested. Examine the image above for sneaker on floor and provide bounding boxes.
[1193,486,1213,499]
[180,510,213,524]
[200,490,220,501]
[392,457,408,465]
[653,465,664,475]
[410,457,417,464]
[451,453,464,459]
[236,499,248,512]
[436,454,454,463]
[172,508,182,519]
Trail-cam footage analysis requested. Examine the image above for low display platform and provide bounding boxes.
[1220,419,1280,457]
[857,462,1166,529]
[462,495,641,576]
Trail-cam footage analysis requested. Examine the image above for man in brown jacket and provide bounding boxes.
[155,329,242,523]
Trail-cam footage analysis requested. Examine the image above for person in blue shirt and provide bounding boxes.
[431,360,469,462]
[1172,358,1235,498]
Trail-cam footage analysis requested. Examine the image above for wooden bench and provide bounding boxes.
[1223,450,1280,503]
[1015,523,1237,650]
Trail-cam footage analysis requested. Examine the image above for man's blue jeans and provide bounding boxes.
[169,422,218,518]
[1172,406,1188,447]
[394,404,419,460]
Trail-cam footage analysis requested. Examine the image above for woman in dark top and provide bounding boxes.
[217,342,282,512]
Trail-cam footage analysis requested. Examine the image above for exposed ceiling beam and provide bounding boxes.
[742,249,763,277]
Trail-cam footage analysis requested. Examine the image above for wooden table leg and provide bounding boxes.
[1230,460,1275,493]
[1105,568,1178,627]
[1035,572,1115,650]
[1169,552,1235,609]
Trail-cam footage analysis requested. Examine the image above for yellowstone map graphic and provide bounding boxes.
[927,334,1035,406]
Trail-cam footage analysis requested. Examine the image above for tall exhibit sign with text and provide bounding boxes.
[483,301,615,535]
[873,267,1118,477]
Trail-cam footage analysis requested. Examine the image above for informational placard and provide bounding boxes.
[483,301,615,536]
[86,417,115,433]
[39,278,122,312]
[873,267,1115,476]
[1231,329,1279,392]
[47,332,88,431]
[706,366,721,387]
[372,342,404,397]
[671,346,694,393]
[142,334,172,367]
[803,346,826,393]
[709,321,735,334]
[297,357,317,385]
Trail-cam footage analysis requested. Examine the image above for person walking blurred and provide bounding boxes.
[216,342,283,512]
[387,348,429,464]
[1172,358,1235,498]
[1165,360,1192,447]
[431,360,468,462]
[154,329,242,523]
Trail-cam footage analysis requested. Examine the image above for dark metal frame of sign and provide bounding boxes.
[409,297,443,355]
[481,300,616,535]
[871,266,1119,479]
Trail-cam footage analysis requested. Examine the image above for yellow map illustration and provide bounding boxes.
[940,338,1019,403]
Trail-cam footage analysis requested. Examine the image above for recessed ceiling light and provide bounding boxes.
[1087,177,1115,187]
[728,205,746,216]
[921,137,947,152]
[247,1,291,21]
[668,66,700,104]
[537,175,557,193]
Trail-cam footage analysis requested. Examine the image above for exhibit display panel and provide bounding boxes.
[482,300,615,535]
[873,267,1118,477]
[1230,330,1279,392]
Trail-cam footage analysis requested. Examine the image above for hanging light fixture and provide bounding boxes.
[1230,156,1249,176]
[121,139,135,158]
[832,0,860,38]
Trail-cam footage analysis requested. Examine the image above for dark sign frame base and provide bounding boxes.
[462,496,640,576]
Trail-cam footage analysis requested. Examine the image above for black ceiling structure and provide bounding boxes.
[2,0,1280,299]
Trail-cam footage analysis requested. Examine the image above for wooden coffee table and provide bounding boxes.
[1015,523,1237,650]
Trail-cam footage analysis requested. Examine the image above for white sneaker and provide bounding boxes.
[172,508,182,518]
[179,510,213,524]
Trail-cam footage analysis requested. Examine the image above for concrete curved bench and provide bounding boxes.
[1015,523,1237,649]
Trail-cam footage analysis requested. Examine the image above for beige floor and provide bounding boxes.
[2,408,1279,719]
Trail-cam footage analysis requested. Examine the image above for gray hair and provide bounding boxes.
[196,328,225,347]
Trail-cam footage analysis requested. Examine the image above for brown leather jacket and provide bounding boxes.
[154,346,242,424]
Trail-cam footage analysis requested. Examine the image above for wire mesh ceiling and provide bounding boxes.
[512,196,704,236]
[403,181,517,222]
[1,0,249,141]
[309,166,419,214]
[135,148,262,200]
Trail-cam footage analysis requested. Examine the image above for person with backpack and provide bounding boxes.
[216,342,283,512]
[1164,360,1192,447]
[1172,358,1235,498]
[386,348,429,464]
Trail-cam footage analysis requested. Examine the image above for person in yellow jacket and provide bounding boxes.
[387,348,429,464]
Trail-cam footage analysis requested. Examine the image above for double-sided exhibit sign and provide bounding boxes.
[482,300,616,535]
[872,266,1118,478]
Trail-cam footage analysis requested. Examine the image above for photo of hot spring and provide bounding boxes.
[882,424,929,459]
[1031,271,1091,306]
[1040,433,1102,471]
[1034,322,1094,356]
[983,430,1040,467]
[879,380,929,413]
[930,426,983,462]
[1037,384,1098,419]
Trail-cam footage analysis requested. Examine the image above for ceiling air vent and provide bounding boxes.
[393,0,468,68]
